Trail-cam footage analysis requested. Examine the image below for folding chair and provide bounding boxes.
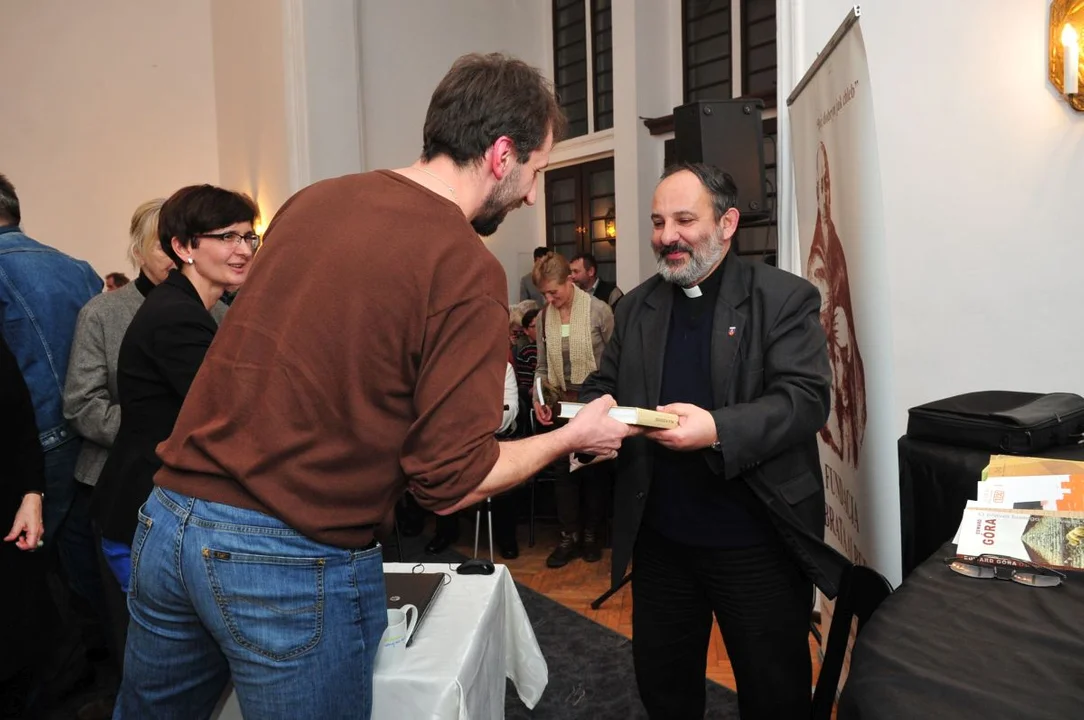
[472,498,494,561]
[526,408,561,547]
[810,564,894,720]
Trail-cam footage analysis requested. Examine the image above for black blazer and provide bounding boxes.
[93,271,219,544]
[593,279,619,308]
[580,253,850,598]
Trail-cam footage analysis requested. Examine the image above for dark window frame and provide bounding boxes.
[591,0,613,131]
[681,0,777,109]
[543,157,618,282]
[552,0,589,138]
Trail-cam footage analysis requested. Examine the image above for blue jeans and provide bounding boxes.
[114,487,387,720]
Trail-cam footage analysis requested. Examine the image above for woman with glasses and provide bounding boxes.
[63,198,231,674]
[91,185,257,607]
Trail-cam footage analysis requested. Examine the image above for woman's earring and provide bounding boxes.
[186,257,194,265]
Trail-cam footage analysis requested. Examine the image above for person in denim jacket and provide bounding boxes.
[0,173,104,619]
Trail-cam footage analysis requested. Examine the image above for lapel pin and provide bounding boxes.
[728,326,736,337]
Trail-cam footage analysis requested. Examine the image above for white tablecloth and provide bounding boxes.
[213,562,547,719]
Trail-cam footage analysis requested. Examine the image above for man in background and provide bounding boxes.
[570,251,623,309]
[104,272,130,291]
[519,245,547,304]
[0,173,107,700]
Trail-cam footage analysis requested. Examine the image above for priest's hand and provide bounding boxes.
[646,403,717,452]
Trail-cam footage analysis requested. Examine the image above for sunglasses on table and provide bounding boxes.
[945,553,1067,588]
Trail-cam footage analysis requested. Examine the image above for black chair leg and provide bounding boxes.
[528,479,536,548]
[394,517,403,563]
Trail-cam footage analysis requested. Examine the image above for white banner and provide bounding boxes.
[788,10,900,671]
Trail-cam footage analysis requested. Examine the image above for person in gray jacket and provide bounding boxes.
[62,198,227,662]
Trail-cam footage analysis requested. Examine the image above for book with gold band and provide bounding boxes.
[982,454,1084,481]
[558,401,680,429]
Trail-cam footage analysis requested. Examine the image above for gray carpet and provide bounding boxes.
[506,581,740,719]
[385,526,741,719]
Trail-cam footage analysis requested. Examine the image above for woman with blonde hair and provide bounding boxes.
[532,251,614,567]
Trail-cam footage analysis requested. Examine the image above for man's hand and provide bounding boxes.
[5,493,44,551]
[646,402,717,451]
[562,395,633,456]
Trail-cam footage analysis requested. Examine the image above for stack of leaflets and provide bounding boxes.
[953,467,1084,571]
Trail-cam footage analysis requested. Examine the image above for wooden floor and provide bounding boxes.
[452,523,824,694]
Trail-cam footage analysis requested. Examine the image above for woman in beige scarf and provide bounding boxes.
[531,252,614,568]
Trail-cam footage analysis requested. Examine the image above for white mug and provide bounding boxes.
[375,604,418,670]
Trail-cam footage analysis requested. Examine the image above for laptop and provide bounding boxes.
[384,572,445,647]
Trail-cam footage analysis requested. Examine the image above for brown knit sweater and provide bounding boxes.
[155,171,508,549]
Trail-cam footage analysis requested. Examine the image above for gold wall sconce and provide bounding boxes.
[604,206,616,243]
[1050,1,1084,110]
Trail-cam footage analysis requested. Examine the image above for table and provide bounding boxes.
[897,436,1084,577]
[213,563,547,719]
[838,542,1084,720]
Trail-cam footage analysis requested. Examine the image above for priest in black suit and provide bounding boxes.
[580,162,848,720]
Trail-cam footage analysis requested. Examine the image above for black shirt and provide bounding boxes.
[645,255,767,547]
[93,270,218,544]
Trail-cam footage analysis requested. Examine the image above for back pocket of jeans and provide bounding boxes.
[202,549,326,661]
[128,508,154,599]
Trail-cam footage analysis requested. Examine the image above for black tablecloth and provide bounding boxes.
[898,436,1084,577]
[839,542,1084,720]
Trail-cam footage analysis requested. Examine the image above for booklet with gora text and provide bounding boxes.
[956,507,1084,570]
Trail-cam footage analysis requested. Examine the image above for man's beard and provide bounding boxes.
[655,225,726,287]
[472,166,522,236]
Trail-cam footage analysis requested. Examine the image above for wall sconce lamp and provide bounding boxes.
[604,206,617,244]
[1050,1,1083,110]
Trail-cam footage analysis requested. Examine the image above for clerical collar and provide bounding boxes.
[675,253,727,302]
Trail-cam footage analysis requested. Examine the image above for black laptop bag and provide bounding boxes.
[906,391,1084,454]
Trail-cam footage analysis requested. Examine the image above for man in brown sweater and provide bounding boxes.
[112,54,631,720]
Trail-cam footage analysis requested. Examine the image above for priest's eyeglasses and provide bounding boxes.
[945,554,1066,588]
[194,231,261,252]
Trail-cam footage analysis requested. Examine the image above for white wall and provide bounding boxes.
[795,0,1084,433]
[0,0,221,277]
[211,0,293,227]
[301,0,364,183]
[612,0,679,291]
[213,0,363,225]
[356,0,549,304]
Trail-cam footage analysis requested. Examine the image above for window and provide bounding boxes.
[683,0,732,102]
[592,0,613,131]
[741,0,777,104]
[682,0,777,108]
[552,0,614,139]
[544,158,617,282]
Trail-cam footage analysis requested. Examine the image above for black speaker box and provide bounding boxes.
[673,99,767,218]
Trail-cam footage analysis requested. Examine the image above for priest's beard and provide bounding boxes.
[655,225,726,287]
[472,165,522,236]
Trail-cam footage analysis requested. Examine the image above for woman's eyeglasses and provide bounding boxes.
[945,554,1066,588]
[193,231,261,252]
